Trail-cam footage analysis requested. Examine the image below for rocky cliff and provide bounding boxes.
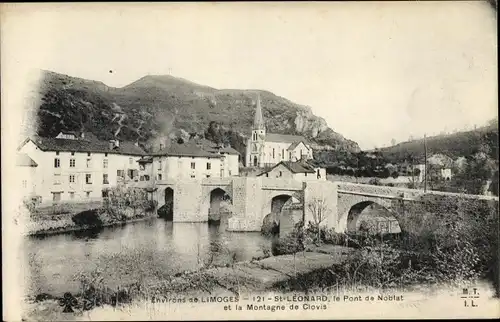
[29,70,360,156]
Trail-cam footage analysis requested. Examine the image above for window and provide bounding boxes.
[144,175,150,181]
[157,174,162,180]
[86,158,91,168]
[69,175,75,183]
[71,152,75,156]
[272,148,275,159]
[140,175,144,181]
[266,173,269,177]
[86,191,91,198]
[54,158,60,168]
[117,170,124,178]
[158,160,162,170]
[191,162,196,169]
[206,162,211,170]
[300,149,303,158]
[282,149,285,159]
[56,151,59,156]
[102,189,109,198]
[105,153,108,157]
[305,172,308,177]
[86,174,92,184]
[103,174,109,184]
[191,174,196,178]
[140,164,145,170]
[279,171,283,177]
[229,170,232,176]
[53,174,61,185]
[317,169,321,179]
[70,158,75,167]
[103,159,108,169]
[289,152,292,160]
[69,192,75,200]
[22,180,27,188]
[206,174,211,178]
[129,157,133,165]
[87,152,91,157]
[52,192,61,202]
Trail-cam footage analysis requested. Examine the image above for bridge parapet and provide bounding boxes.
[201,177,233,186]
[261,177,304,191]
[335,181,499,201]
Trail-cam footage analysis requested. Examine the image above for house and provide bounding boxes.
[257,160,326,182]
[16,153,39,201]
[16,132,146,203]
[150,140,240,180]
[245,94,314,168]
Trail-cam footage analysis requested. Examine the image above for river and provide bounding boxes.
[24,218,275,297]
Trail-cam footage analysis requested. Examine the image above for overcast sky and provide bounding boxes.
[2,2,497,150]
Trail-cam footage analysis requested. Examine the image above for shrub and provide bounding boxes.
[72,209,103,227]
[272,221,306,256]
[368,178,382,186]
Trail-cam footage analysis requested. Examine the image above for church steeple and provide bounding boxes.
[253,93,265,131]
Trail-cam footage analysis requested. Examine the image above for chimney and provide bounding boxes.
[114,140,120,148]
[80,132,85,139]
[134,141,139,147]
[109,140,115,150]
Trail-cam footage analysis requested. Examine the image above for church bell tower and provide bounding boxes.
[248,93,266,167]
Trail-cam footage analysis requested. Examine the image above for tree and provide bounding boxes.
[307,197,330,245]
[177,137,184,144]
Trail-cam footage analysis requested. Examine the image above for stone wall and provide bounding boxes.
[303,181,338,230]
[173,180,205,222]
[227,177,264,231]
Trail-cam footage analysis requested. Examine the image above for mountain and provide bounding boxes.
[376,119,499,163]
[29,70,361,157]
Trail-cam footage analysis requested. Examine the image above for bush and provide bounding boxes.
[272,221,306,255]
[368,178,382,186]
[72,209,103,227]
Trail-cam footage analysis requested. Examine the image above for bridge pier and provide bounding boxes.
[227,177,264,231]
[303,181,339,231]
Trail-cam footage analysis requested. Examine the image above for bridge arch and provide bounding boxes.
[338,198,401,234]
[201,186,233,223]
[158,187,174,221]
[261,191,303,235]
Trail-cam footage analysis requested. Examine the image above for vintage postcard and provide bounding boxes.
[1,1,499,320]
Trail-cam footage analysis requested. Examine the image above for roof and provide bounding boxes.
[152,142,223,158]
[253,93,265,131]
[194,138,240,155]
[265,133,309,144]
[21,136,146,156]
[258,161,317,176]
[287,141,308,151]
[137,156,153,163]
[16,153,38,167]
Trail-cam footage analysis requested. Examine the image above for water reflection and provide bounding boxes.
[24,218,272,296]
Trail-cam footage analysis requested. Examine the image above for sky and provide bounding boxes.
[1,2,498,150]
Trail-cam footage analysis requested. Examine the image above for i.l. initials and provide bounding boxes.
[464,299,478,307]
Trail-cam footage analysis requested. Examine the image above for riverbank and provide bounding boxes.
[25,204,158,236]
[21,245,355,320]
[26,213,158,236]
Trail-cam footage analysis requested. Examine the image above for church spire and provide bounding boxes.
[253,93,265,131]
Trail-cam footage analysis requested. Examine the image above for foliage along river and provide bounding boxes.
[24,217,277,297]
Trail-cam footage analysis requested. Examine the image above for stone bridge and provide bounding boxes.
[133,177,498,232]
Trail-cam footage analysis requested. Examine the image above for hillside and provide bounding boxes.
[377,120,499,163]
[31,70,360,157]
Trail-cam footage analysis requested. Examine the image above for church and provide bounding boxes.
[245,94,314,168]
